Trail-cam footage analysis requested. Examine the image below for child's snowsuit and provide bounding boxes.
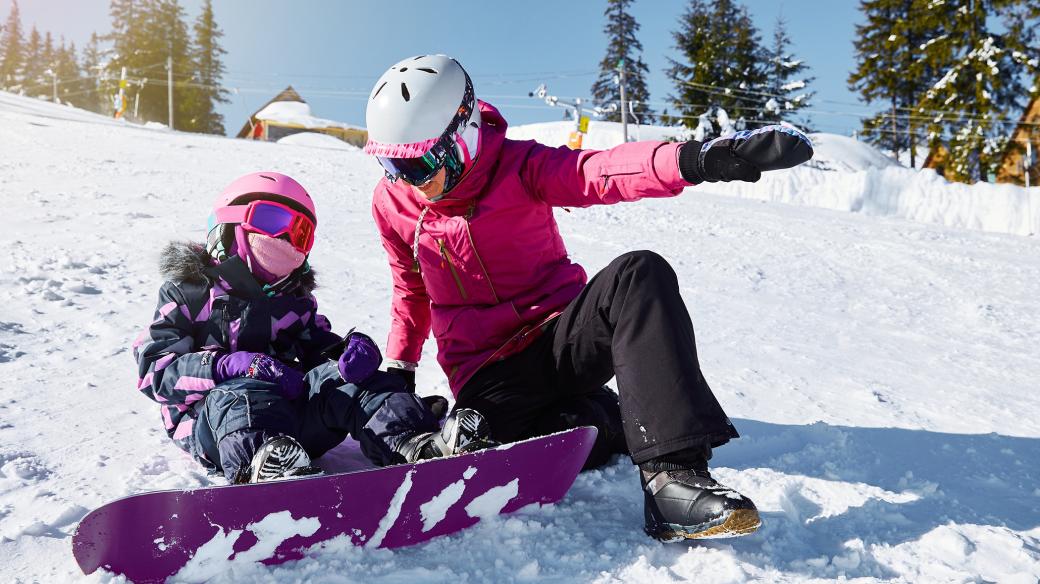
[133,242,439,480]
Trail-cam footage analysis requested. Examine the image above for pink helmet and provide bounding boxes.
[207,171,316,260]
[214,171,316,222]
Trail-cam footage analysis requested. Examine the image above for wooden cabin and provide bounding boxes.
[236,86,368,148]
[997,94,1039,187]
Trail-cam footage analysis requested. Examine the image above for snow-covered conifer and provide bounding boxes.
[665,0,766,132]
[916,0,1038,182]
[763,14,814,130]
[590,0,654,125]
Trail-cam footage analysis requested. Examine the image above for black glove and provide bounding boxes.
[678,125,814,184]
[386,366,416,392]
[422,395,449,421]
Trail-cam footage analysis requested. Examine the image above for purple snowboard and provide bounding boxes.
[72,426,597,583]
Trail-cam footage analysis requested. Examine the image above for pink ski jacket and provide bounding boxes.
[371,102,693,394]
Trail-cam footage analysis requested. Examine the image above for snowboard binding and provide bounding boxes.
[397,408,498,463]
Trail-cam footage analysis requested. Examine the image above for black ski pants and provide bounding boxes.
[455,250,739,467]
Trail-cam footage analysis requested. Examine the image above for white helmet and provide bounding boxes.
[364,55,481,195]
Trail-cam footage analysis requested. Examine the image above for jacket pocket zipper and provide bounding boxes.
[464,223,499,303]
[438,239,468,300]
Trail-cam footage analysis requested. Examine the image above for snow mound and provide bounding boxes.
[700,163,1040,236]
[804,132,898,172]
[277,132,358,150]
[508,120,1040,236]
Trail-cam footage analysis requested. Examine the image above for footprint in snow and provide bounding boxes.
[67,283,102,295]
[0,343,25,363]
[0,452,51,484]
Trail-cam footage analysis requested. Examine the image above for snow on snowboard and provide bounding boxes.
[72,426,597,582]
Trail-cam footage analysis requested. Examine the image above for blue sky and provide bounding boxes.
[4,0,875,136]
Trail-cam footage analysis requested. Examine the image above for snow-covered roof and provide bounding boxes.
[254,100,361,131]
[235,86,363,138]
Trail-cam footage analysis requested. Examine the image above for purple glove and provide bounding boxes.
[337,331,382,384]
[214,352,305,400]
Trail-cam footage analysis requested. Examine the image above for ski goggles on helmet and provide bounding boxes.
[376,81,477,188]
[214,200,316,254]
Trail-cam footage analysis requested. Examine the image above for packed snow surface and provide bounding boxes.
[2,91,1039,582]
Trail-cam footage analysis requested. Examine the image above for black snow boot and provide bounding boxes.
[396,408,498,463]
[640,456,761,541]
[235,435,323,484]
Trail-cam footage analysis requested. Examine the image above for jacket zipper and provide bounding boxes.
[464,222,499,303]
[438,238,468,300]
[219,302,231,347]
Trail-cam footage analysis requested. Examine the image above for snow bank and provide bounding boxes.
[277,131,358,150]
[803,132,897,172]
[702,164,1040,237]
[508,121,1040,237]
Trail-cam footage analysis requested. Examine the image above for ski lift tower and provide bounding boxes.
[529,84,617,149]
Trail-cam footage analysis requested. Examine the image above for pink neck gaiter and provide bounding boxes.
[235,228,305,284]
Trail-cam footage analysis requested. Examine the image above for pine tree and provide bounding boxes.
[42,31,54,71]
[665,0,766,131]
[590,0,654,125]
[916,0,1037,182]
[21,25,44,94]
[80,32,105,113]
[848,0,939,166]
[144,0,193,129]
[187,0,228,134]
[763,14,814,129]
[54,39,82,105]
[0,0,24,88]
[730,5,766,124]
[104,0,156,118]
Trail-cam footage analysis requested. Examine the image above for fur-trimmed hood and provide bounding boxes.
[159,241,318,295]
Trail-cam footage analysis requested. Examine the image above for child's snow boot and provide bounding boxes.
[239,435,323,484]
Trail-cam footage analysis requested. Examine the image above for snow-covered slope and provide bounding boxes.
[507,120,1040,237]
[2,92,1039,583]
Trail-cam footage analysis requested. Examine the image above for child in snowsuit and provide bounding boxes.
[133,171,490,483]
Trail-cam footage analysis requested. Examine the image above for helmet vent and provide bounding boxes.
[417,67,437,74]
[400,67,408,72]
[401,83,411,101]
[413,55,426,60]
[372,81,387,99]
[259,175,276,182]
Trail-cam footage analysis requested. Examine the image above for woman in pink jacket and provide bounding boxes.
[364,55,812,541]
